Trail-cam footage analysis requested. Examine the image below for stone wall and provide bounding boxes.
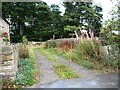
[0,45,18,79]
[99,45,119,61]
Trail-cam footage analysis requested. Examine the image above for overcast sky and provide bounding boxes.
[43,0,118,21]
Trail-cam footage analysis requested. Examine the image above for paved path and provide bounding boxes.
[29,50,118,88]
[39,72,118,88]
[34,51,60,85]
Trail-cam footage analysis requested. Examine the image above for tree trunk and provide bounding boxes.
[20,22,24,36]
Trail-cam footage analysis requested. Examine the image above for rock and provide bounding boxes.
[1,46,13,55]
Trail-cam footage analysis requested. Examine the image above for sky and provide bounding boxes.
[43,0,118,21]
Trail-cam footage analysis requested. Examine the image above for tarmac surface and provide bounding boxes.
[39,72,118,88]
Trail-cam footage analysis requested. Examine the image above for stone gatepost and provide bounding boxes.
[0,17,18,88]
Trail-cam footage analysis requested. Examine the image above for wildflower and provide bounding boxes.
[4,32,8,35]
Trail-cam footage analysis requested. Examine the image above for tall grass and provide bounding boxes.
[19,44,30,58]
[75,39,102,62]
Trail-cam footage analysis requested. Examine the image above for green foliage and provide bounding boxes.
[44,48,64,56]
[64,26,80,37]
[101,48,119,68]
[14,47,37,88]
[22,35,28,44]
[100,3,119,47]
[53,64,79,80]
[75,39,102,61]
[62,50,94,69]
[2,2,63,42]
[36,46,118,73]
[14,58,36,87]
[2,2,103,42]
[44,40,56,49]
[19,44,30,58]
[63,2,103,37]
[100,20,120,47]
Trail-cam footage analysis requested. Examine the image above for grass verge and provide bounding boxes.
[53,64,79,80]
[15,58,36,87]
[14,47,38,88]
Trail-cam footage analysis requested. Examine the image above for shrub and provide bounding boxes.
[19,44,30,58]
[102,52,119,68]
[75,39,102,62]
[22,35,28,44]
[44,40,56,49]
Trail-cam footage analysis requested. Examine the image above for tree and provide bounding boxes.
[62,2,103,37]
[2,2,52,42]
[100,2,119,47]
[2,1,103,42]
[50,4,64,39]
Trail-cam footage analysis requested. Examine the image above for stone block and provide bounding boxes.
[2,65,14,70]
[1,46,13,54]
[2,54,13,61]
[2,60,14,66]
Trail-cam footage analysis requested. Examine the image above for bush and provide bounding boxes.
[75,39,102,62]
[19,44,30,58]
[102,52,119,68]
[44,40,56,49]
[22,35,28,44]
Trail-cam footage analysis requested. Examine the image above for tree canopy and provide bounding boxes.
[2,1,103,42]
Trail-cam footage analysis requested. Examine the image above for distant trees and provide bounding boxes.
[2,1,103,42]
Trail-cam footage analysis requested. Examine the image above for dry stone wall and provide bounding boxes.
[0,45,18,79]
